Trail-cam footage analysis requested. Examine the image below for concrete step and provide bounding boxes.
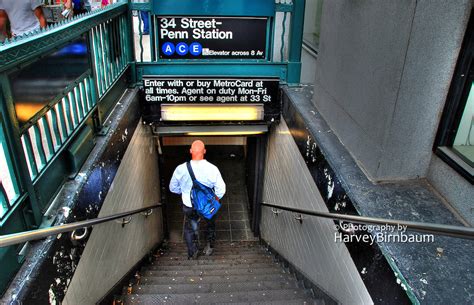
[122,296,318,305]
[166,241,260,250]
[159,248,267,257]
[122,289,314,304]
[217,300,322,305]
[143,262,282,272]
[155,253,271,261]
[119,241,322,305]
[149,257,274,267]
[142,266,287,277]
[131,280,299,294]
[160,247,266,253]
[139,273,295,286]
[164,247,263,253]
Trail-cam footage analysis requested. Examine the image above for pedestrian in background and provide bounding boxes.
[0,9,9,40]
[66,0,89,15]
[140,11,149,35]
[0,0,46,37]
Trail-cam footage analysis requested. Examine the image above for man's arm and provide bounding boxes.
[33,6,46,29]
[0,10,8,38]
[169,168,182,194]
[64,0,72,9]
[213,169,226,199]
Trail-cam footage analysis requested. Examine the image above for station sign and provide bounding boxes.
[157,17,267,59]
[143,77,278,104]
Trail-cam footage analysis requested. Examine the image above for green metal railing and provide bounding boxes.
[20,73,97,180]
[0,117,21,220]
[0,2,133,294]
[0,1,132,207]
[90,14,131,97]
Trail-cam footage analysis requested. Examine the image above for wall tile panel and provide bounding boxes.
[261,119,372,305]
[63,121,163,304]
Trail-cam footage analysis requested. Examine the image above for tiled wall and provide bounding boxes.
[260,119,372,305]
[63,121,163,304]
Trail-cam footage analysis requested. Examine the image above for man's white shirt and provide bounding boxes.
[169,159,226,207]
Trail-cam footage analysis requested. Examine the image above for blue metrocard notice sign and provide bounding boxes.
[157,17,268,59]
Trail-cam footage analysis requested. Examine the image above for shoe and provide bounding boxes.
[203,242,214,256]
[188,251,199,260]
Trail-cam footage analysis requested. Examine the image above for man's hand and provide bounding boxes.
[64,0,72,10]
[34,6,46,29]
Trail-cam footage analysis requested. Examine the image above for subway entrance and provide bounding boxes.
[135,0,285,264]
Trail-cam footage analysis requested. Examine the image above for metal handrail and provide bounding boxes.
[261,202,474,240]
[0,204,161,248]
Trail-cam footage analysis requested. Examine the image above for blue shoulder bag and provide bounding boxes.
[186,161,221,219]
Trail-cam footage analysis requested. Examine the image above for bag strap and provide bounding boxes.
[186,161,197,183]
[186,161,197,208]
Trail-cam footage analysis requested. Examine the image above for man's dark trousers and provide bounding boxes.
[182,205,216,258]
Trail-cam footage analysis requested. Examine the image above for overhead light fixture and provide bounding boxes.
[186,131,265,136]
[160,104,264,121]
[153,124,268,136]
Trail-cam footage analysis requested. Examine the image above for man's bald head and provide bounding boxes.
[190,140,206,160]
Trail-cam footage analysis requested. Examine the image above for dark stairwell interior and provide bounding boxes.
[161,140,257,244]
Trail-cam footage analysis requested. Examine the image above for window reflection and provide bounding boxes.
[453,82,474,167]
[303,0,324,51]
[10,37,89,125]
[0,122,20,219]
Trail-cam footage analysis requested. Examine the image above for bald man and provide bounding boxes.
[169,140,226,259]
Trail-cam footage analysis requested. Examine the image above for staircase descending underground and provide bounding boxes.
[118,241,326,304]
